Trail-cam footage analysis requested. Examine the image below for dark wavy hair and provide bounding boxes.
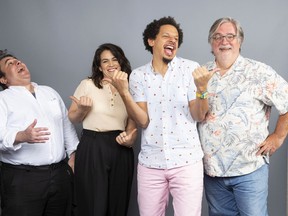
[90,43,132,89]
[143,16,183,54]
[0,49,16,90]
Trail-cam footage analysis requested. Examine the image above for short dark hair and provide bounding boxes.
[90,43,132,88]
[143,16,183,54]
[0,49,16,90]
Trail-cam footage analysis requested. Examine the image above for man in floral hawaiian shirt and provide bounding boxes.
[196,17,288,216]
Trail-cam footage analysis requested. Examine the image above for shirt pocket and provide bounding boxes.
[45,98,63,120]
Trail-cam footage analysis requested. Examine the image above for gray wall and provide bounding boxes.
[0,0,287,215]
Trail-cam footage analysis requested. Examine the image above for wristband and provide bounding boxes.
[196,91,208,99]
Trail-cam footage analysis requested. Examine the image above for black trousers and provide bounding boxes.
[74,129,134,216]
[0,161,73,216]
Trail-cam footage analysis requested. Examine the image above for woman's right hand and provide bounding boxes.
[69,95,93,113]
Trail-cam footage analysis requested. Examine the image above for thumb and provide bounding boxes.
[208,68,220,78]
[69,95,80,105]
[102,77,112,83]
[128,128,137,137]
[29,119,37,128]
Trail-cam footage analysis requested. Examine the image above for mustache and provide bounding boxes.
[219,45,232,49]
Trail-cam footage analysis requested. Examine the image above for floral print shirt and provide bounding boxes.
[129,57,203,169]
[198,55,288,177]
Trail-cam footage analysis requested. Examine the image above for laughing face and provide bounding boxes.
[99,50,121,78]
[148,24,179,64]
[0,56,31,87]
[211,22,241,64]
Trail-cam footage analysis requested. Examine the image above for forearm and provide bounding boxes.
[189,98,209,122]
[68,109,88,124]
[120,91,149,128]
[125,119,138,145]
[14,131,27,144]
[273,112,288,143]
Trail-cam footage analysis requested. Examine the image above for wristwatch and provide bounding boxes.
[196,91,208,99]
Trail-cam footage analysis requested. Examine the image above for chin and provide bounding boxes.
[162,57,173,64]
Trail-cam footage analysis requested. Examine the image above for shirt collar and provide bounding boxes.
[148,57,178,74]
[206,55,244,73]
[8,82,38,90]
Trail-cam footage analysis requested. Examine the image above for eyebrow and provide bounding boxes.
[4,59,10,65]
[4,57,16,66]
[101,56,117,61]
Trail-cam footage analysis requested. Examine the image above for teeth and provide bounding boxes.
[165,45,174,50]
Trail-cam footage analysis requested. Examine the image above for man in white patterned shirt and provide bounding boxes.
[105,16,216,216]
[196,17,288,216]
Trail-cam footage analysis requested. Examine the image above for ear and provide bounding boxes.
[148,38,154,47]
[0,77,7,84]
[99,67,103,72]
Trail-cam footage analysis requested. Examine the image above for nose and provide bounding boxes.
[221,36,230,43]
[108,60,114,66]
[169,36,176,43]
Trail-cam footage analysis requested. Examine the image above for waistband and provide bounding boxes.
[0,160,66,171]
[82,129,122,137]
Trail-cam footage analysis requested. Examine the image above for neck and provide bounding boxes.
[25,83,34,93]
[152,59,169,76]
[216,58,236,75]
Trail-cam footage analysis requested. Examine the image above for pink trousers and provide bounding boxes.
[137,161,203,216]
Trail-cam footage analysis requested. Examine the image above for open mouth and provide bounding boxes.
[164,45,175,56]
[107,67,118,72]
[219,46,232,51]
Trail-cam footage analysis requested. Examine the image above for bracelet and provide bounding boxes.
[196,91,208,99]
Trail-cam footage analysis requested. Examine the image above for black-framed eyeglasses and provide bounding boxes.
[212,34,237,42]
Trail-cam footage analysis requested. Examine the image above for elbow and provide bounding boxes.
[138,119,150,129]
[192,112,207,122]
[196,116,205,122]
[68,114,81,124]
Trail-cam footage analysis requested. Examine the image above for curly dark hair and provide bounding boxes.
[0,49,15,90]
[90,43,132,89]
[143,16,183,54]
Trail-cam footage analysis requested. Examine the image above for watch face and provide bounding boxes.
[196,91,208,99]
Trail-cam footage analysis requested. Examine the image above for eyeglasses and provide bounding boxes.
[212,34,237,42]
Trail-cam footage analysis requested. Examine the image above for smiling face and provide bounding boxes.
[0,56,31,87]
[148,24,179,64]
[211,22,241,65]
[98,50,121,78]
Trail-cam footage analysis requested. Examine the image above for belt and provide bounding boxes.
[82,129,122,137]
[0,160,66,171]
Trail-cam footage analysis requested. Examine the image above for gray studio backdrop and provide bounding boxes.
[0,0,287,215]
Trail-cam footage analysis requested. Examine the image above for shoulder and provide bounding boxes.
[38,85,57,93]
[78,78,93,86]
[132,63,149,74]
[38,85,62,98]
[241,57,276,75]
[130,63,151,81]
[76,78,96,89]
[174,56,200,69]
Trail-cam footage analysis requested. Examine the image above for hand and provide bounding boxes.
[102,70,129,96]
[116,128,137,147]
[256,133,283,156]
[17,119,50,144]
[192,67,219,92]
[68,152,76,173]
[70,95,92,113]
